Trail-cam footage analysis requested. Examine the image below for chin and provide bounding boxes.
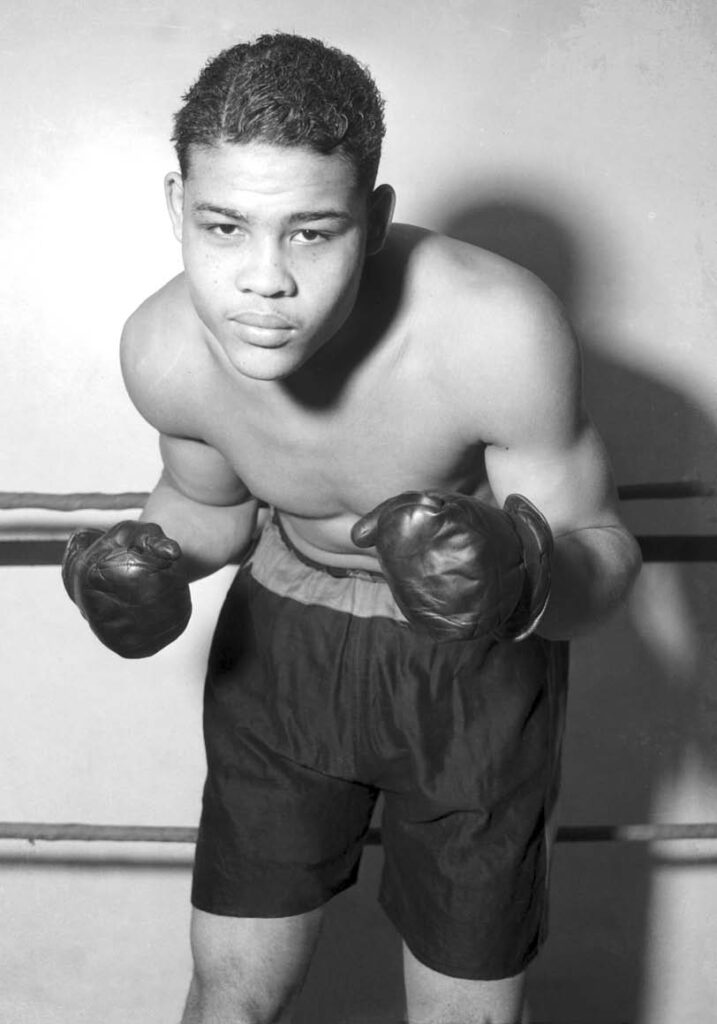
[228,346,308,382]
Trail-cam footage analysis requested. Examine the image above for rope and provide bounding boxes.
[617,481,715,501]
[0,481,715,513]
[2,534,716,566]
[0,492,149,511]
[0,483,714,852]
[2,488,716,567]
[1,821,717,846]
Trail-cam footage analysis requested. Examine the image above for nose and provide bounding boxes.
[236,238,296,298]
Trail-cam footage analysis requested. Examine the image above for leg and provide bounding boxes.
[376,637,569,1021]
[403,944,526,1024]
[180,906,324,1024]
[186,533,384,1021]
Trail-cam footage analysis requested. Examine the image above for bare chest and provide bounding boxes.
[197,371,483,518]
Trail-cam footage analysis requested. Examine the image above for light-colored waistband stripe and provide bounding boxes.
[247,518,408,622]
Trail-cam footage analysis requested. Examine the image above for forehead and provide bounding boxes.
[184,141,364,212]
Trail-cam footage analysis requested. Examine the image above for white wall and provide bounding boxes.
[2,1,717,1021]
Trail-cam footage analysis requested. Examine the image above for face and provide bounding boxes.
[165,141,394,381]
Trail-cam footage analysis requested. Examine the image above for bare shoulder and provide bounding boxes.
[120,274,210,435]
[397,226,582,446]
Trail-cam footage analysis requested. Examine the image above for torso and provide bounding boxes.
[129,225,528,569]
[199,345,489,565]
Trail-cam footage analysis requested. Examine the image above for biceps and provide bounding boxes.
[484,418,621,535]
[159,433,250,507]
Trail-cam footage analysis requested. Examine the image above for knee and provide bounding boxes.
[186,911,321,1024]
[185,907,322,1024]
[187,965,292,1024]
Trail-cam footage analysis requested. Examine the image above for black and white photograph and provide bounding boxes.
[1,2,716,1022]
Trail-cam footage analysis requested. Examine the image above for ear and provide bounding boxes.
[164,172,185,242]
[366,184,396,256]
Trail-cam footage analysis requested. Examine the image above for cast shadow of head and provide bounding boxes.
[295,195,717,1024]
[434,195,717,1023]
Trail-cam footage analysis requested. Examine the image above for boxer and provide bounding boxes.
[63,32,641,1024]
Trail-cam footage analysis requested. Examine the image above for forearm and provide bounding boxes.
[140,473,259,582]
[537,523,642,640]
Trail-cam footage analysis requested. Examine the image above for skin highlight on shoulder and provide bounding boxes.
[378,226,580,451]
[120,273,214,437]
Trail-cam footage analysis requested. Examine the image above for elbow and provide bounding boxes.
[593,526,643,624]
[540,523,643,640]
[621,528,643,597]
[599,524,643,608]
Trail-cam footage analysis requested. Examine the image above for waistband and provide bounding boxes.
[246,514,407,622]
[273,512,386,582]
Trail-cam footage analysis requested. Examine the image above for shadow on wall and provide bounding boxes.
[439,195,717,1024]
[292,193,717,1024]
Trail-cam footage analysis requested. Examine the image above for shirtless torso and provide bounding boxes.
[115,138,636,642]
[123,228,596,572]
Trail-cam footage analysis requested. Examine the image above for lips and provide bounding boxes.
[228,311,297,349]
[231,311,295,329]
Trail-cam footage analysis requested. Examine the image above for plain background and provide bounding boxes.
[1,1,717,1021]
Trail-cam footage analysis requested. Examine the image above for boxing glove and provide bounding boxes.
[351,491,552,643]
[62,520,192,658]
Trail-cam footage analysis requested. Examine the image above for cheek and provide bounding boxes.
[183,248,225,302]
[183,265,225,332]
[306,248,364,306]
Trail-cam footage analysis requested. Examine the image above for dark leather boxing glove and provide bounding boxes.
[62,520,192,658]
[351,491,552,643]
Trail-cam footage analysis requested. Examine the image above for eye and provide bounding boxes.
[293,229,329,244]
[211,223,241,237]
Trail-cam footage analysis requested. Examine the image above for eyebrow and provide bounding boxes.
[192,202,353,224]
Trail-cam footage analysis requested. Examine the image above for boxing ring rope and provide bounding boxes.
[1,483,717,851]
[2,821,717,847]
[0,491,151,511]
[1,480,715,511]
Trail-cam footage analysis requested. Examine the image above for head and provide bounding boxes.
[172,32,386,191]
[166,33,394,381]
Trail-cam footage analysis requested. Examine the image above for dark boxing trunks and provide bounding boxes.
[192,514,569,980]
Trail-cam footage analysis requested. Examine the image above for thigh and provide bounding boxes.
[380,635,569,981]
[195,554,381,917]
[192,727,379,917]
[185,906,323,1023]
[403,944,526,1024]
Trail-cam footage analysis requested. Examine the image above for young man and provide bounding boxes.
[62,33,641,1024]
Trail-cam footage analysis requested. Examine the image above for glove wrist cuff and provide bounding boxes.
[61,528,105,606]
[501,494,553,640]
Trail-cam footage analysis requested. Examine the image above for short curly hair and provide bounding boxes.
[172,33,386,189]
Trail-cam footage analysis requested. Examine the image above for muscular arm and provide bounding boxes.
[140,434,259,583]
[486,420,639,639]
[120,294,258,583]
[481,285,641,640]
